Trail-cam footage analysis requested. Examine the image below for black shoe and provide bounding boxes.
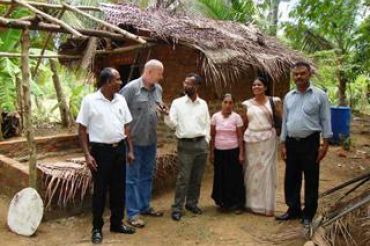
[301,218,312,227]
[91,228,103,244]
[185,205,203,214]
[171,211,182,221]
[110,224,136,234]
[275,212,301,221]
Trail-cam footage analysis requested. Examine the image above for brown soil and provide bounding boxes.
[0,116,369,246]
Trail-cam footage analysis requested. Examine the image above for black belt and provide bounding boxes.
[90,139,125,148]
[179,136,205,142]
[287,132,320,142]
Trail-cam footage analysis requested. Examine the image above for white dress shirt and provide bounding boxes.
[76,90,132,144]
[164,95,210,142]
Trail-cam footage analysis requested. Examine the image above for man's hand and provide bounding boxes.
[85,154,97,172]
[127,151,135,164]
[238,153,245,165]
[316,142,329,163]
[209,152,214,163]
[280,143,287,160]
[156,102,169,115]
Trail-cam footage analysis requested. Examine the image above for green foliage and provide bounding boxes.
[309,50,370,113]
[58,67,93,119]
[284,0,362,52]
[192,0,256,23]
[353,15,370,74]
[0,57,21,111]
[347,74,370,113]
[283,0,368,106]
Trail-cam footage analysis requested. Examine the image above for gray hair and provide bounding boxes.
[223,93,233,101]
[144,59,164,71]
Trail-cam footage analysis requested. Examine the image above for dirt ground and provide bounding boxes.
[0,116,369,246]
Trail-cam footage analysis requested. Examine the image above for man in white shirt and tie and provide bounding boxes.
[164,73,210,221]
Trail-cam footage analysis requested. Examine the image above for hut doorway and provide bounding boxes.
[118,64,141,87]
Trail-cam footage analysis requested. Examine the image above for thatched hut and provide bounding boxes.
[60,3,306,102]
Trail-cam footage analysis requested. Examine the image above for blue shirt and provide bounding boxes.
[280,84,333,141]
[120,77,163,146]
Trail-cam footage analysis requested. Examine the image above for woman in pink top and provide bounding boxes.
[210,94,245,213]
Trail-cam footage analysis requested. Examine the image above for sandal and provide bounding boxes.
[141,207,164,217]
[127,217,145,228]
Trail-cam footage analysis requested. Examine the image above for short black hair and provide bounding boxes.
[97,67,115,88]
[292,61,311,71]
[186,73,202,86]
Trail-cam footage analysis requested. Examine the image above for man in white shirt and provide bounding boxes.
[76,67,135,244]
[164,73,210,221]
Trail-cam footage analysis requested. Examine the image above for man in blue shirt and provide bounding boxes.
[276,62,332,227]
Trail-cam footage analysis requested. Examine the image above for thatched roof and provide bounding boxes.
[98,3,307,87]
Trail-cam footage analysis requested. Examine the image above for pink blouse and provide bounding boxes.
[211,111,243,150]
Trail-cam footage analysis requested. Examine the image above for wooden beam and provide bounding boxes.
[0,51,81,59]
[13,0,84,38]
[0,0,101,11]
[95,43,156,55]
[0,17,130,41]
[0,43,156,59]
[62,3,146,44]
[21,28,37,189]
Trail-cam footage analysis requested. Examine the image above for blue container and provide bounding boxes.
[330,106,351,144]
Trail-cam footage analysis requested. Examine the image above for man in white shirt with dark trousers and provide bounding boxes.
[164,73,210,221]
[77,67,136,244]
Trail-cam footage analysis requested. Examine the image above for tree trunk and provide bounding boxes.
[338,71,347,106]
[21,28,37,189]
[270,0,280,36]
[335,53,347,106]
[50,59,71,128]
[15,75,24,130]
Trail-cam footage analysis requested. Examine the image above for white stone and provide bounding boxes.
[7,187,44,236]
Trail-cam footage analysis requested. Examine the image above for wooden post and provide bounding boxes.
[50,59,71,128]
[21,28,37,188]
[15,75,24,130]
[80,37,97,70]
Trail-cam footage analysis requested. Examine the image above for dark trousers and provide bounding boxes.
[90,141,126,229]
[285,132,320,220]
[172,138,208,212]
